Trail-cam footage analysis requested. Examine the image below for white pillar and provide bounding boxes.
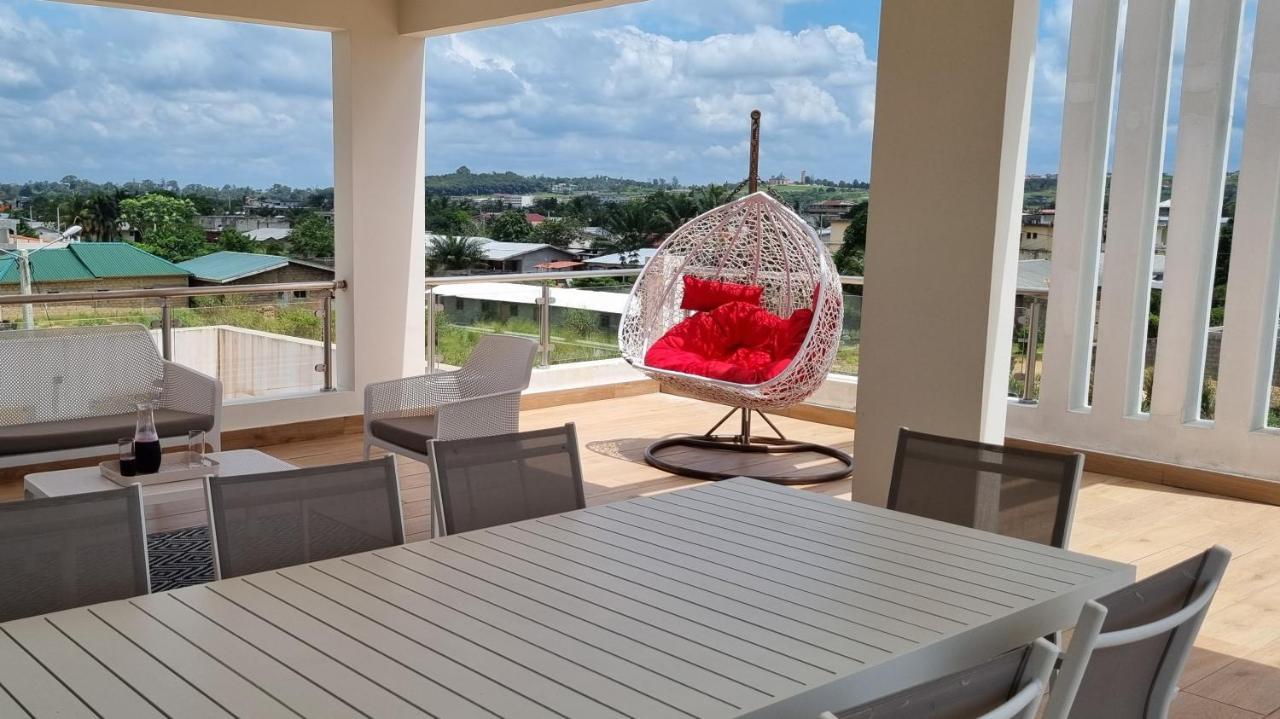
[851,0,1038,505]
[332,25,426,391]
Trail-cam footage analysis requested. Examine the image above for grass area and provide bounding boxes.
[2,297,327,342]
[435,309,620,366]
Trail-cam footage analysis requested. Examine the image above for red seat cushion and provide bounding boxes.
[680,276,764,311]
[645,301,815,384]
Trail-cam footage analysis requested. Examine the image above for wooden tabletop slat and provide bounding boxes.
[0,477,1134,719]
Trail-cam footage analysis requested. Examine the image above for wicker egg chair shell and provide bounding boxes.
[619,191,843,411]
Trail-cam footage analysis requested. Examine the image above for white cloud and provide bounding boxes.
[425,19,877,183]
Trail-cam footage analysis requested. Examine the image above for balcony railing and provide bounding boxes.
[0,279,346,396]
[425,269,866,374]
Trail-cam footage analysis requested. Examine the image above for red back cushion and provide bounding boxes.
[681,276,764,312]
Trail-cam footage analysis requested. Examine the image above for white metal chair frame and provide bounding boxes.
[362,334,538,466]
[1042,545,1231,719]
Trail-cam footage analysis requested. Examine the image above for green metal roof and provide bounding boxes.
[0,243,189,285]
[176,251,289,284]
[70,243,189,278]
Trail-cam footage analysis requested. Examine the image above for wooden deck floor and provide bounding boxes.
[255,392,1280,719]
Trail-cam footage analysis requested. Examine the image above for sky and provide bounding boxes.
[0,0,1259,188]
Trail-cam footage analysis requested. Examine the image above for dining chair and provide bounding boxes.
[818,637,1058,719]
[427,423,586,536]
[888,428,1084,548]
[0,485,149,622]
[1042,545,1231,719]
[205,456,403,579]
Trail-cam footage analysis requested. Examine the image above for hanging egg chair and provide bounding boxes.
[618,111,853,484]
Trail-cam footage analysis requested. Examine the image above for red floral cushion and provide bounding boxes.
[645,301,814,384]
[680,276,764,311]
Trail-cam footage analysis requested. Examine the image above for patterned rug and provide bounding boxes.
[146,526,215,592]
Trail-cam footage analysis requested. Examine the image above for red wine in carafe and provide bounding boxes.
[134,440,162,474]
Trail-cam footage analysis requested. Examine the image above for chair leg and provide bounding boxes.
[362,440,372,460]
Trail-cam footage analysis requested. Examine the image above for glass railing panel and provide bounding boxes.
[172,292,332,399]
[831,291,861,376]
[430,282,544,368]
[549,283,627,365]
[1008,295,1045,401]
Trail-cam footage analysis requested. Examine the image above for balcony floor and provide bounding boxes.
[255,391,1280,719]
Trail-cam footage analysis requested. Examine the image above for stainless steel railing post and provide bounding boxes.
[322,291,335,391]
[1021,297,1041,403]
[538,284,553,368]
[160,297,173,361]
[426,286,437,374]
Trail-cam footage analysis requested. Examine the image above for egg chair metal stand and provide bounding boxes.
[644,406,854,484]
[619,111,853,484]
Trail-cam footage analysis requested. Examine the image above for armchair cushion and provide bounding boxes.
[369,415,438,451]
[0,410,214,456]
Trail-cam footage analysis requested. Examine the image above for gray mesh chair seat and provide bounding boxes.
[205,457,404,579]
[0,485,149,622]
[428,424,586,536]
[1043,546,1231,719]
[368,414,437,451]
[889,428,1084,548]
[0,409,214,456]
[819,638,1058,719]
[364,334,538,464]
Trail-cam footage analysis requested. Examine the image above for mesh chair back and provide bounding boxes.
[1049,547,1229,719]
[823,638,1057,719]
[207,457,404,578]
[429,424,586,536]
[456,334,538,397]
[889,429,1083,548]
[0,486,149,622]
[0,325,163,426]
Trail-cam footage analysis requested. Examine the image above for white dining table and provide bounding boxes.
[0,477,1134,718]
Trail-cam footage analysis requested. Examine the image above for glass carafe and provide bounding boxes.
[133,401,162,474]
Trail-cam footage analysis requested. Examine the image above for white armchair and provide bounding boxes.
[363,334,538,464]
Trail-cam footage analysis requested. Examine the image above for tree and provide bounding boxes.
[120,193,207,262]
[489,211,533,242]
[15,217,36,237]
[652,192,699,233]
[70,191,123,241]
[219,228,259,253]
[528,218,582,249]
[599,200,660,263]
[834,200,869,275]
[425,195,475,235]
[120,193,198,238]
[427,235,487,274]
[290,213,334,259]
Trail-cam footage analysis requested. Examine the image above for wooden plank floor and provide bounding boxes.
[257,392,1280,719]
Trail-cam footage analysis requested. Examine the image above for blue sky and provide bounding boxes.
[0,0,1257,188]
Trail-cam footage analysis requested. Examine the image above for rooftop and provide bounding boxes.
[0,243,189,284]
[177,251,291,283]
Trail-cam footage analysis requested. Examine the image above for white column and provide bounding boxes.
[1089,0,1177,420]
[1036,0,1121,416]
[1149,0,1244,423]
[332,25,427,391]
[851,0,1038,505]
[1215,0,1280,433]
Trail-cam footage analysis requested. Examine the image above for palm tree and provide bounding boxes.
[427,235,488,274]
[599,201,661,264]
[68,191,123,241]
[692,184,735,213]
[653,193,699,233]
